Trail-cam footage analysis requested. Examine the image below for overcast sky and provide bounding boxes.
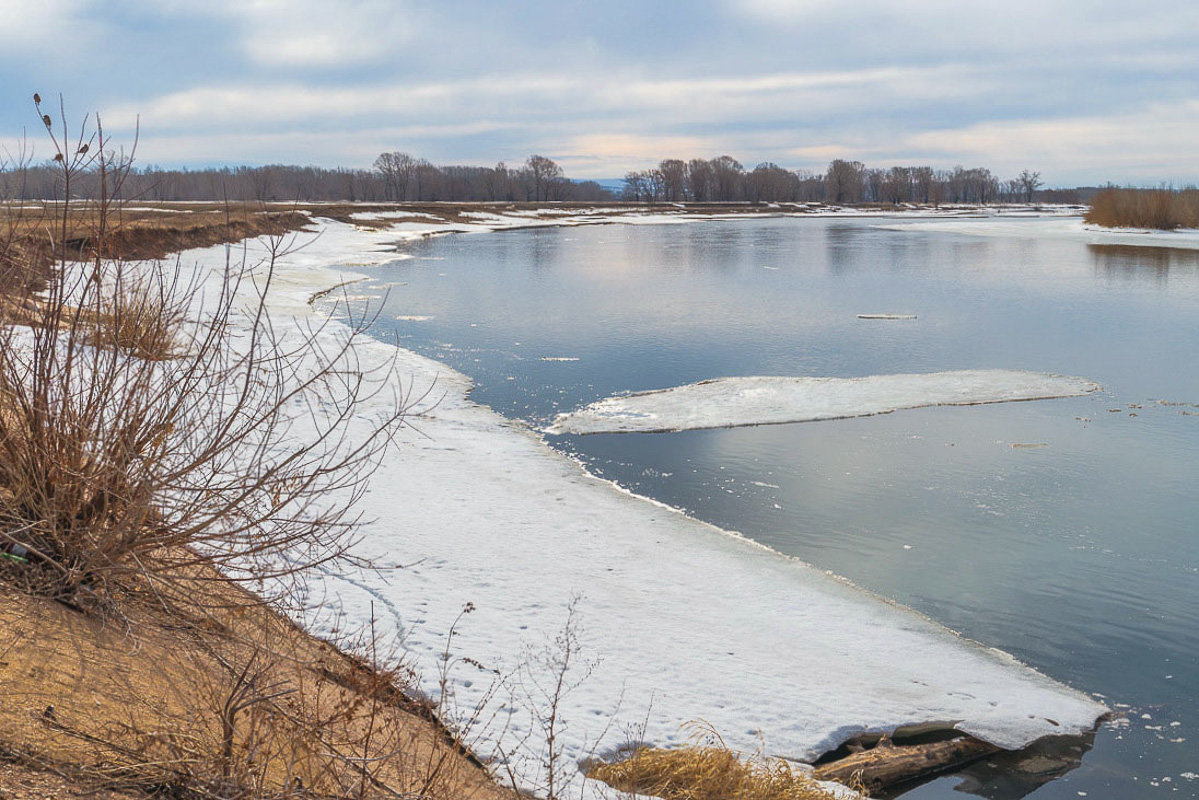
[2,0,1197,185]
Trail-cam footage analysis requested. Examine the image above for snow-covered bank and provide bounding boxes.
[344,202,1079,243]
[875,215,1199,249]
[201,217,1106,799]
[546,371,1100,435]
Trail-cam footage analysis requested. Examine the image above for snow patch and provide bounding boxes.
[876,216,1199,250]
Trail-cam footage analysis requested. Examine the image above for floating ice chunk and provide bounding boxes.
[547,370,1101,435]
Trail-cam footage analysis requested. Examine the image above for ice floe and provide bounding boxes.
[547,370,1101,435]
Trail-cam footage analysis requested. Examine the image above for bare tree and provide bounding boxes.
[372,151,415,201]
[526,155,564,203]
[747,163,799,202]
[1018,169,1043,203]
[657,159,687,202]
[882,166,912,204]
[911,166,935,204]
[709,156,744,202]
[825,159,864,204]
[686,158,713,201]
[621,170,646,202]
[864,168,885,203]
[481,162,511,201]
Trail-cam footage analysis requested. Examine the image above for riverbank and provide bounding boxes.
[246,214,1109,799]
[0,568,509,800]
[2,204,1126,800]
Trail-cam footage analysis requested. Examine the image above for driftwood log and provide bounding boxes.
[813,735,1001,793]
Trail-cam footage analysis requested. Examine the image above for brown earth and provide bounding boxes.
[0,571,512,800]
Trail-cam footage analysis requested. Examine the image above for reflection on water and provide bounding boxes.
[941,732,1096,800]
[813,726,1096,800]
[1088,242,1199,284]
[363,218,1199,799]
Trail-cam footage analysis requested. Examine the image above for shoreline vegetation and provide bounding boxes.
[1084,187,1199,230]
[0,108,486,799]
[0,111,1119,799]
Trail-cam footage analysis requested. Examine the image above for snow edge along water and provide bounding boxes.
[229,212,1114,799]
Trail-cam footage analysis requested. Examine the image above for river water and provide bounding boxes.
[360,216,1198,798]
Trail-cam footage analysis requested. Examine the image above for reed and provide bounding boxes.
[588,723,859,800]
[1085,187,1199,230]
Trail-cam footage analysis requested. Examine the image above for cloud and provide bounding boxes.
[733,0,867,23]
[102,121,523,166]
[727,0,1199,66]
[101,75,580,133]
[246,0,412,67]
[4,0,1199,183]
[105,63,982,136]
[0,0,98,53]
[152,0,415,69]
[899,103,1199,184]
[557,133,721,175]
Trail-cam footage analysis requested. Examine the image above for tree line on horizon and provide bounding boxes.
[3,149,1084,205]
[3,153,613,204]
[622,158,1073,205]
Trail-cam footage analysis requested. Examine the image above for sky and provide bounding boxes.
[2,0,1198,185]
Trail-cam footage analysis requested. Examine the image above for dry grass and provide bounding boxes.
[1084,188,1199,230]
[0,576,511,800]
[0,756,143,800]
[0,203,312,314]
[81,276,182,360]
[587,727,860,800]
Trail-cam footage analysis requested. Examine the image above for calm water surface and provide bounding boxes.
[358,218,1198,798]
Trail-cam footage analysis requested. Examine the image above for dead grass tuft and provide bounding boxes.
[81,275,182,360]
[587,725,859,800]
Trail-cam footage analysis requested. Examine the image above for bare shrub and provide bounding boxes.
[488,596,620,800]
[179,611,508,800]
[0,98,408,610]
[80,266,183,360]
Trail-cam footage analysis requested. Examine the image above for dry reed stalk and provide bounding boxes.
[587,723,860,800]
[1085,188,1199,230]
